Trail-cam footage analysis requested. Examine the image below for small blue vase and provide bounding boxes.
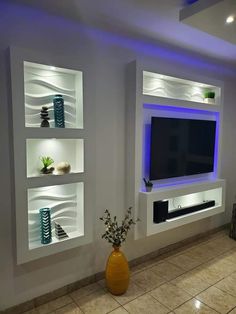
[39,208,52,244]
[53,94,65,128]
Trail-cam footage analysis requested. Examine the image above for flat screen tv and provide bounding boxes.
[150,117,216,180]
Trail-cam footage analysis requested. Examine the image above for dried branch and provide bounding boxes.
[100,207,139,247]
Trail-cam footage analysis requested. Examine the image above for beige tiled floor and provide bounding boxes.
[24,230,236,314]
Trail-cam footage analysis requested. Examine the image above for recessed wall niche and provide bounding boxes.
[167,188,222,213]
[28,182,84,250]
[126,61,225,240]
[143,71,221,105]
[26,138,84,177]
[24,61,83,129]
[11,47,92,263]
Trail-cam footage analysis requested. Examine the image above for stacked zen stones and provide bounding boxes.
[40,106,50,127]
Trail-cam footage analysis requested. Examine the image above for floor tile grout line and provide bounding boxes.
[148,290,180,312]
[123,290,174,313]
[167,267,236,314]
[69,282,103,305]
[120,305,129,313]
[106,304,129,313]
[74,300,85,314]
[72,298,90,314]
[34,298,75,314]
[148,282,193,312]
[194,283,236,314]
[123,246,236,312]
[195,296,229,314]
[81,238,236,313]
[108,245,236,309]
[172,296,222,314]
[23,232,233,314]
[129,231,228,276]
[160,231,227,258]
[170,233,230,257]
[107,286,147,307]
[215,275,236,299]
[122,234,236,312]
[10,230,229,314]
[132,239,234,277]
[164,245,236,283]
[105,276,176,310]
[168,244,235,266]
[129,232,227,275]
[226,304,236,314]
[170,264,236,302]
[66,301,85,314]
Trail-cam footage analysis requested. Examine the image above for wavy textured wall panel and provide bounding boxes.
[24,63,82,128]
[143,75,205,102]
[28,185,80,244]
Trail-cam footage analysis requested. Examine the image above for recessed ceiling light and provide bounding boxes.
[50,66,56,70]
[226,15,234,24]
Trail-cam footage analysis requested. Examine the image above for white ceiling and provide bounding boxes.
[180,0,236,45]
[8,0,236,65]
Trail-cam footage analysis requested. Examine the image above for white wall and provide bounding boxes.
[1,1,236,310]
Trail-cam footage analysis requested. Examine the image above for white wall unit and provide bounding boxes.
[143,70,221,105]
[10,47,91,264]
[138,179,225,238]
[126,60,225,240]
[28,182,84,250]
[26,138,84,177]
[24,61,83,129]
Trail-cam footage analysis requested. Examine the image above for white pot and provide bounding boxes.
[145,186,152,192]
[204,98,215,104]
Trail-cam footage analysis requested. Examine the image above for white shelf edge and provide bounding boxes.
[135,179,226,240]
[142,95,221,112]
[140,179,225,196]
[141,63,224,89]
[24,61,83,75]
[147,204,224,236]
[26,172,85,188]
[29,230,84,250]
[24,127,86,139]
[18,231,90,264]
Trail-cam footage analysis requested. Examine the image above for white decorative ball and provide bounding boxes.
[56,162,71,174]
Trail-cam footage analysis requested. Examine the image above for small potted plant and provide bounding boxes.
[143,178,153,192]
[204,91,215,104]
[40,156,54,174]
[100,207,138,295]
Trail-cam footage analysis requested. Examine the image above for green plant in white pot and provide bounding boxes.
[40,156,54,174]
[204,91,215,104]
[143,178,153,192]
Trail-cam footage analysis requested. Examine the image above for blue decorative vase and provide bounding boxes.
[39,208,52,244]
[53,94,65,128]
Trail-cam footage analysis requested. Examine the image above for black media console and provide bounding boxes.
[153,200,215,223]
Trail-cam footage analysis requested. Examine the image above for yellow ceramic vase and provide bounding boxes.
[105,246,130,295]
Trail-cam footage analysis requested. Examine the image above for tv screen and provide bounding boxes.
[150,117,216,180]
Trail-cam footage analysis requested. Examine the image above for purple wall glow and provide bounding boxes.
[0,1,235,77]
[184,0,199,5]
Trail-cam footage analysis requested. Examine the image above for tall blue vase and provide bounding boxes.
[39,208,52,244]
[53,94,65,128]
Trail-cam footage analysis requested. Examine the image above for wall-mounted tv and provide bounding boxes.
[150,117,216,180]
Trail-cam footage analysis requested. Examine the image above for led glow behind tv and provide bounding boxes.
[150,117,216,180]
